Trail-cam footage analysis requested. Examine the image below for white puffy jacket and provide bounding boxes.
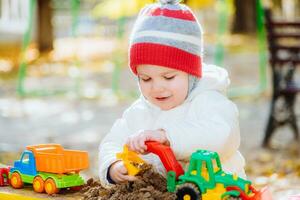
[98,64,246,187]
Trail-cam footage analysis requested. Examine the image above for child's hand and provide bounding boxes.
[126,129,169,154]
[109,161,137,183]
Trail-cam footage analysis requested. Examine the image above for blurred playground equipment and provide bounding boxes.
[216,0,268,98]
[262,8,300,147]
[16,0,81,97]
[0,0,28,34]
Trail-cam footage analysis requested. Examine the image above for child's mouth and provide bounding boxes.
[155,96,170,101]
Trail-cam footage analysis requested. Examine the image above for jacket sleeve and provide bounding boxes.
[98,99,147,187]
[162,91,240,161]
[98,117,131,186]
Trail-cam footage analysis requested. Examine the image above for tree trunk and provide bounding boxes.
[232,0,256,33]
[37,0,53,53]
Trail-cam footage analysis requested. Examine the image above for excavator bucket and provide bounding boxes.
[116,145,146,176]
[249,186,272,200]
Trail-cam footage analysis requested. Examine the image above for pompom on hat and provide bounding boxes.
[159,0,181,4]
[129,0,203,77]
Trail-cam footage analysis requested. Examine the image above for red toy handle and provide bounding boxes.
[145,141,184,178]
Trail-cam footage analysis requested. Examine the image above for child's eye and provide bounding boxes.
[141,77,151,82]
[164,75,175,80]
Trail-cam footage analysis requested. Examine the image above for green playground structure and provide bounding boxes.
[215,0,268,98]
[17,0,81,97]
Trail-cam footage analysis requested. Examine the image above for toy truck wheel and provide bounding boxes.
[176,183,201,200]
[44,178,59,195]
[10,172,23,189]
[33,176,45,193]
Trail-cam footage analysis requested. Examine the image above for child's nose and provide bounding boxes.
[151,81,164,92]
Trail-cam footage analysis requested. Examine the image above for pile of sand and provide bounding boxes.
[81,166,176,200]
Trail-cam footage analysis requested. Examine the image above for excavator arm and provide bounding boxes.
[145,141,184,179]
[116,142,184,180]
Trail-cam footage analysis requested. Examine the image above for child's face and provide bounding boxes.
[137,64,189,110]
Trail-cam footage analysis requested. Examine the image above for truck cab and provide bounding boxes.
[181,150,222,191]
[10,150,37,176]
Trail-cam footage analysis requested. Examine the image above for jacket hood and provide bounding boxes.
[187,63,230,101]
[140,63,230,110]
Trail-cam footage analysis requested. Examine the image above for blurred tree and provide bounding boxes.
[273,0,282,8]
[232,0,256,33]
[37,0,53,52]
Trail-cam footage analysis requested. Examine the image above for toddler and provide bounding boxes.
[99,0,246,186]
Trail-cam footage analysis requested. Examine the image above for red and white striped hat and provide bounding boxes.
[129,0,203,77]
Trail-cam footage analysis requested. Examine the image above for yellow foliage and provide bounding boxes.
[187,0,215,9]
[92,0,153,19]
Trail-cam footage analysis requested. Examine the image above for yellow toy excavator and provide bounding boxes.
[116,145,146,176]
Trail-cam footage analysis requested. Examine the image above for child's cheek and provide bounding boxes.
[139,84,150,98]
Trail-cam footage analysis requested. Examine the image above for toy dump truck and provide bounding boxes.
[119,142,272,200]
[9,144,89,194]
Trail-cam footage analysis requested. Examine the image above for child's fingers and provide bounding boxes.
[109,170,123,183]
[114,175,130,183]
[119,174,138,182]
[119,163,128,174]
[137,135,147,152]
[114,166,137,182]
[112,174,124,183]
[128,136,143,154]
[131,138,139,152]
[126,132,148,153]
[111,164,129,183]
[126,138,136,152]
[125,137,132,148]
[134,136,146,154]
[143,130,160,142]
[131,138,140,153]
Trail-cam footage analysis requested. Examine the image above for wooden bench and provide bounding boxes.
[263,9,300,147]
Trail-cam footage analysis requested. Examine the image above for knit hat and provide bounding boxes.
[129,0,203,77]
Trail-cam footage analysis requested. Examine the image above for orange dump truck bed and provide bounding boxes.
[26,144,89,174]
